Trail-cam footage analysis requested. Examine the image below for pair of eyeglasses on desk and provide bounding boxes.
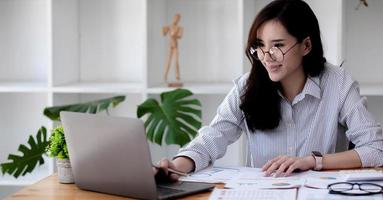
[328,182,383,196]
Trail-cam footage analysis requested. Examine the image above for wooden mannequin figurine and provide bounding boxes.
[163,13,183,87]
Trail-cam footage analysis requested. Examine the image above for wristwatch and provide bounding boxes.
[311,151,323,171]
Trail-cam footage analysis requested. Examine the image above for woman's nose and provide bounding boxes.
[263,51,274,62]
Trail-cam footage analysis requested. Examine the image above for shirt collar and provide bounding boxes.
[278,76,321,104]
[302,76,321,99]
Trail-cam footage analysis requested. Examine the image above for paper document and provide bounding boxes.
[209,188,297,200]
[179,166,243,183]
[341,171,383,181]
[225,178,303,189]
[300,171,343,189]
[224,167,304,189]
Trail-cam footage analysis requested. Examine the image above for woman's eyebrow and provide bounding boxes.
[256,38,286,43]
[271,39,285,42]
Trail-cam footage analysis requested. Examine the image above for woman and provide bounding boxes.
[156,0,383,179]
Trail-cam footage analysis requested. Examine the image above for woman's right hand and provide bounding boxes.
[153,157,195,182]
[153,158,180,181]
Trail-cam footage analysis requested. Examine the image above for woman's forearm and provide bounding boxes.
[173,156,195,173]
[323,150,362,170]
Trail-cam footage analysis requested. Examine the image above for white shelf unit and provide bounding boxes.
[1,0,382,190]
[0,0,256,188]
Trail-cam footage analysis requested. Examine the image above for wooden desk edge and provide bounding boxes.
[4,174,221,200]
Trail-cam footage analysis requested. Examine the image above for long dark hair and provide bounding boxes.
[240,0,326,131]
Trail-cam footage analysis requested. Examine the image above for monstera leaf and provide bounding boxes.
[137,88,202,147]
[1,95,126,178]
[1,127,49,178]
[43,96,125,121]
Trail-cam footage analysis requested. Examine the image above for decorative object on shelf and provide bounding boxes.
[1,88,201,178]
[163,13,184,88]
[356,0,368,10]
[138,88,201,147]
[46,126,73,183]
[1,96,125,178]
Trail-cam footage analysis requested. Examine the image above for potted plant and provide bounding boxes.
[1,88,202,179]
[46,126,73,183]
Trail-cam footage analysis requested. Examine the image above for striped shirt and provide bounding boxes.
[176,63,383,171]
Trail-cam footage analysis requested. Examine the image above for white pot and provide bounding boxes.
[56,159,74,184]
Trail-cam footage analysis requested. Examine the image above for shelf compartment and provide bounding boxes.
[52,0,146,86]
[0,0,50,84]
[0,93,52,185]
[147,0,244,87]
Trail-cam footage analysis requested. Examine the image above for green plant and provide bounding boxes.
[137,88,202,147]
[46,126,68,160]
[1,88,202,178]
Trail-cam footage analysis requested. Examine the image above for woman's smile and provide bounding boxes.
[267,64,282,72]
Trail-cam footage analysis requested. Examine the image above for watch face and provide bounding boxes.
[312,151,322,157]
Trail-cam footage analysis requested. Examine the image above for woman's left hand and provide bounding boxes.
[261,155,315,177]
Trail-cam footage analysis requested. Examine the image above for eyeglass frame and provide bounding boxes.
[249,41,299,63]
[327,182,383,196]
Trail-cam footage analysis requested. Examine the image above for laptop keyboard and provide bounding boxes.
[157,186,184,196]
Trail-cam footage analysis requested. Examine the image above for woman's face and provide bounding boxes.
[256,20,308,82]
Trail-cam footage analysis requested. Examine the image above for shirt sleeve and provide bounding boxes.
[175,79,245,172]
[338,69,383,167]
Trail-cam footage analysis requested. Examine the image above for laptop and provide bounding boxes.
[60,111,214,200]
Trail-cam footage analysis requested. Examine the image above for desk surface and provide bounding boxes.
[5,175,216,200]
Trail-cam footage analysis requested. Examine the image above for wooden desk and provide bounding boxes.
[5,175,217,200]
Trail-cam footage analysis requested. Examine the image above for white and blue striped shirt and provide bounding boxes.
[177,63,383,171]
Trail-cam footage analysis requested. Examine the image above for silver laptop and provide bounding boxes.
[60,111,214,200]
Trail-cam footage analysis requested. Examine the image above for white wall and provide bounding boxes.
[344,0,383,84]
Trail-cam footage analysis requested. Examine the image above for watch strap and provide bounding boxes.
[311,151,323,171]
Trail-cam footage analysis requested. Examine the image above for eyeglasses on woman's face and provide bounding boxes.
[249,41,299,63]
[328,182,383,196]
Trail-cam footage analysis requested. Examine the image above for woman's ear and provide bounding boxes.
[302,37,312,56]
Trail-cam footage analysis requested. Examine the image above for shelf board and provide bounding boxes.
[360,82,383,96]
[53,82,144,94]
[147,82,233,94]
[0,82,49,93]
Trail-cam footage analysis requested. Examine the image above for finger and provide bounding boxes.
[159,158,169,168]
[274,158,295,177]
[284,162,299,177]
[159,158,171,175]
[169,173,180,181]
[262,155,283,171]
[265,156,288,176]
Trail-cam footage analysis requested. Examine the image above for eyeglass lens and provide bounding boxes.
[329,182,383,195]
[257,47,283,62]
